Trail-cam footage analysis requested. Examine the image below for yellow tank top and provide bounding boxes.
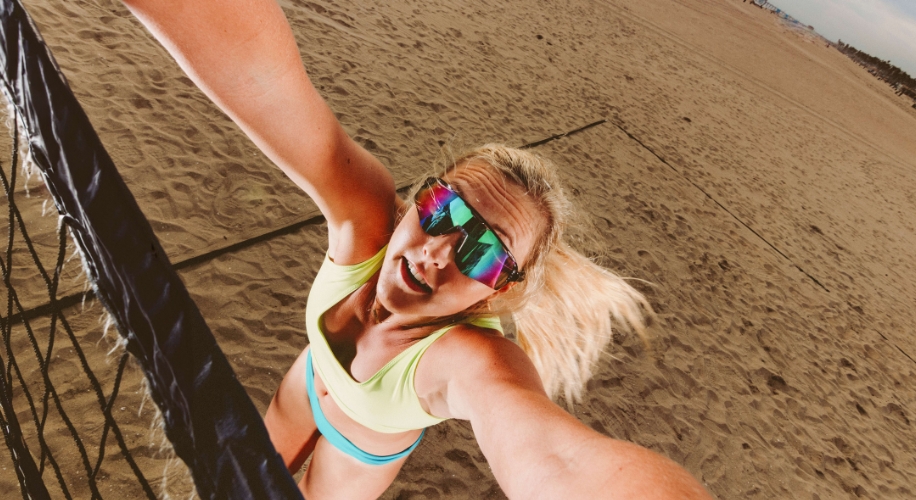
[305,245,502,433]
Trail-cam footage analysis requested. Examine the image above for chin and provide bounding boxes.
[374,267,417,314]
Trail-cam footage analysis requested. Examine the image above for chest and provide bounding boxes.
[320,288,417,382]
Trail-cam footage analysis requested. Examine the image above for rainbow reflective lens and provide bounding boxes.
[415,178,524,289]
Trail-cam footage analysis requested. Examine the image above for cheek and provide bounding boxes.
[388,211,424,252]
[378,262,496,316]
[436,277,498,312]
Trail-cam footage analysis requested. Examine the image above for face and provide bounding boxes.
[376,162,545,320]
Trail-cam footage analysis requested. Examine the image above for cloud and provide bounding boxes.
[771,0,916,75]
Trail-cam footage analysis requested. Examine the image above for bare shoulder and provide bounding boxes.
[415,323,545,420]
[425,323,535,378]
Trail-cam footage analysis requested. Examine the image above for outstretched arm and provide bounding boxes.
[422,330,713,499]
[121,0,399,263]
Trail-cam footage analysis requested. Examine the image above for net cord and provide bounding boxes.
[0,113,76,500]
[1,99,157,499]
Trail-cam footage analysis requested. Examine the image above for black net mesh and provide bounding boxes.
[0,108,163,499]
[0,0,301,498]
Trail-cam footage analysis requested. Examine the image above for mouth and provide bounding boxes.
[400,257,432,294]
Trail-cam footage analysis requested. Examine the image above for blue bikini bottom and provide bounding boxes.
[305,351,424,466]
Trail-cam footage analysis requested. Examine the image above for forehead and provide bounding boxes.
[442,162,544,265]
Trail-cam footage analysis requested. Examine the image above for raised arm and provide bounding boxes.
[420,330,713,499]
[121,0,399,263]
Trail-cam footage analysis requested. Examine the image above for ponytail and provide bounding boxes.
[440,144,653,402]
[506,242,650,401]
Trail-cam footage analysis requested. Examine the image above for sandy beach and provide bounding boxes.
[2,0,916,498]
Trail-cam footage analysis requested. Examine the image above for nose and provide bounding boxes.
[422,231,463,269]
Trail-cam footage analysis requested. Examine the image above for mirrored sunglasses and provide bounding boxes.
[414,177,524,289]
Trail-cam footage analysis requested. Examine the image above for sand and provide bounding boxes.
[2,0,915,498]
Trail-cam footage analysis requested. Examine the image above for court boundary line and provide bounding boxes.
[609,121,916,369]
[610,120,830,293]
[9,116,914,371]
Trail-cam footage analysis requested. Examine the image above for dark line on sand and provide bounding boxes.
[612,121,830,293]
[520,119,607,149]
[10,117,910,369]
[875,330,916,365]
[612,121,916,369]
[2,121,604,326]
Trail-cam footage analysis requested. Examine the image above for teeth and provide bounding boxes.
[406,260,428,286]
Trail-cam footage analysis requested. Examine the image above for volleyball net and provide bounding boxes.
[0,0,301,498]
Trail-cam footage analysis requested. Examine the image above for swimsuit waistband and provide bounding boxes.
[305,350,424,466]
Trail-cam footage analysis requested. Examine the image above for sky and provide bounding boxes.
[767,0,916,77]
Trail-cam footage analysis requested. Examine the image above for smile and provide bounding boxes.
[400,257,432,293]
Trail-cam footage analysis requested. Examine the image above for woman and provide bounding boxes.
[123,0,712,498]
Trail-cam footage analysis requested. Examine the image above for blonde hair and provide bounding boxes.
[416,144,652,402]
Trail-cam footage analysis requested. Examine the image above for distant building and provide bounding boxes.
[749,0,777,11]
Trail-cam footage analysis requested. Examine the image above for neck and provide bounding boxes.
[362,275,484,334]
[369,296,458,330]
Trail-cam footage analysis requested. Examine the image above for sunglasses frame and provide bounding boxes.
[414,177,525,289]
